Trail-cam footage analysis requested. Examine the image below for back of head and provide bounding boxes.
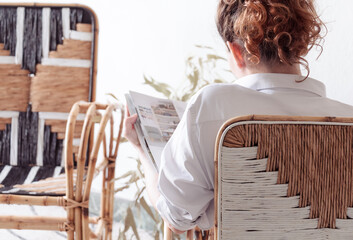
[217,0,324,73]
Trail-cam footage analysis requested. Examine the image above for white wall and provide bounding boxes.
[93,0,353,106]
[307,0,353,106]
[92,0,224,99]
[3,0,352,105]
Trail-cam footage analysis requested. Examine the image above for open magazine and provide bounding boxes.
[125,91,187,170]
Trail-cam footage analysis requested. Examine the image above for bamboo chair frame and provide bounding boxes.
[214,115,353,240]
[0,101,124,240]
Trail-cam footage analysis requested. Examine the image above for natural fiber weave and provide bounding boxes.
[223,123,353,229]
[0,165,65,195]
[76,23,92,33]
[0,118,11,131]
[0,64,29,76]
[49,39,91,60]
[45,119,83,140]
[30,65,90,112]
[0,64,30,111]
[0,43,10,56]
[12,170,82,196]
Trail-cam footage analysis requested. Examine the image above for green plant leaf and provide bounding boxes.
[155,230,160,240]
[187,68,200,93]
[120,137,128,143]
[115,185,130,193]
[181,92,193,102]
[139,196,157,222]
[195,44,213,49]
[126,172,140,185]
[114,171,136,182]
[198,58,203,69]
[106,93,120,101]
[134,186,146,201]
[118,229,127,240]
[158,221,164,238]
[143,75,173,98]
[123,207,140,240]
[207,54,227,61]
[214,79,225,83]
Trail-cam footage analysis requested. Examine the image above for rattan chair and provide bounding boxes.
[3,102,123,240]
[0,3,124,239]
[0,101,124,240]
[214,115,353,240]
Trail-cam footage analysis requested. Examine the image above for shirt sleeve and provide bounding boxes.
[156,101,214,231]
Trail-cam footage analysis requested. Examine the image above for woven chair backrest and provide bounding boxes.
[215,115,353,240]
[0,4,97,167]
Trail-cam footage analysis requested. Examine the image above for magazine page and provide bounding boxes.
[128,91,187,169]
[125,94,156,168]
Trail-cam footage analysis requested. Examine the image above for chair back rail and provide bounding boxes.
[214,115,353,240]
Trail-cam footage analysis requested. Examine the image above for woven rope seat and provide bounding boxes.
[0,165,66,196]
[215,115,353,240]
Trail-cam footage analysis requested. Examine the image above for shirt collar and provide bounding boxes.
[235,73,326,97]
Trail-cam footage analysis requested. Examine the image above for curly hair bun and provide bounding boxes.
[217,0,324,72]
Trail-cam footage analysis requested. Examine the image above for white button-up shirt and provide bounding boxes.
[156,73,353,231]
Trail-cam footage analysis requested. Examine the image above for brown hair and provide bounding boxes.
[217,0,325,76]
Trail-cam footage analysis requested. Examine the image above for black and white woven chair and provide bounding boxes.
[0,101,123,240]
[0,4,123,239]
[0,3,97,194]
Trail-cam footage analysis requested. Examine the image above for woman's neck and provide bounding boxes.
[240,62,302,78]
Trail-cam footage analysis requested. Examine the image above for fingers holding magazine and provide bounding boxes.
[123,107,141,149]
[125,91,187,170]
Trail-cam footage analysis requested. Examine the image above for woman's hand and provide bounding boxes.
[122,107,141,150]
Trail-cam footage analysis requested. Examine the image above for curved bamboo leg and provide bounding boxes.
[94,133,108,240]
[103,167,109,239]
[82,104,115,240]
[106,116,115,240]
[102,146,115,238]
[81,103,122,240]
[77,103,96,240]
[65,103,80,240]
[99,167,107,239]
[105,111,124,239]
[98,135,109,239]
[106,161,115,240]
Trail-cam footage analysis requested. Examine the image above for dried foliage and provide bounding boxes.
[143,45,233,101]
[115,157,164,239]
[114,46,231,239]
